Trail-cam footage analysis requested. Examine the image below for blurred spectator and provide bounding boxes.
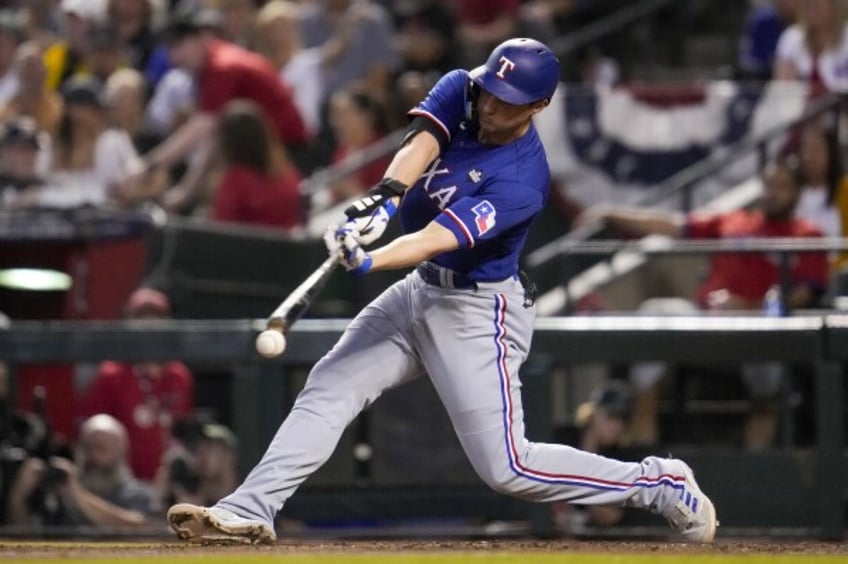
[738,0,798,80]
[0,117,48,205]
[575,45,619,88]
[255,0,323,136]
[215,0,257,47]
[43,0,108,91]
[320,85,391,206]
[552,380,634,533]
[105,68,162,154]
[455,0,520,68]
[0,41,64,138]
[108,0,159,77]
[122,8,308,214]
[106,69,169,206]
[7,77,141,209]
[520,0,576,44]
[7,414,152,528]
[795,124,844,239]
[78,288,195,482]
[154,421,238,512]
[774,0,848,95]
[298,0,399,100]
[579,160,829,448]
[210,100,303,230]
[520,0,627,77]
[391,69,438,128]
[392,0,457,74]
[20,0,61,49]
[0,10,23,107]
[84,25,127,84]
[794,123,848,270]
[144,67,195,137]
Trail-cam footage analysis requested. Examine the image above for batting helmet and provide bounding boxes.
[469,38,560,105]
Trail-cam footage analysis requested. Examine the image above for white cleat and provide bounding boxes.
[167,503,276,545]
[663,460,718,543]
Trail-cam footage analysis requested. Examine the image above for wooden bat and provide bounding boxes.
[256,255,340,357]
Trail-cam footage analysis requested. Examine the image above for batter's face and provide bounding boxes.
[476,90,548,145]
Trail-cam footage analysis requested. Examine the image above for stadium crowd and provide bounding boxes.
[0,0,847,535]
[0,0,634,228]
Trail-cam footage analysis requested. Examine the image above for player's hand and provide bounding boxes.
[324,226,372,275]
[341,200,395,246]
[323,223,344,256]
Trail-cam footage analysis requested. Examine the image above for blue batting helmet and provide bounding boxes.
[469,38,560,105]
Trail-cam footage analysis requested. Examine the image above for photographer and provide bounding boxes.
[154,421,237,513]
[6,414,153,528]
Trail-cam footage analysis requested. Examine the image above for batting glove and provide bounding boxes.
[323,225,372,275]
[338,229,372,275]
[341,199,396,246]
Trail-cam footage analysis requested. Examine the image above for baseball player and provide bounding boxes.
[168,38,717,545]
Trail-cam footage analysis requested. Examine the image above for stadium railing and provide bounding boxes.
[0,310,843,539]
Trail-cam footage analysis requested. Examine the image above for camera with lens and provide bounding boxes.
[42,460,70,487]
[23,456,75,525]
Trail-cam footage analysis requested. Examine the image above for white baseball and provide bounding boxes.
[255,330,287,358]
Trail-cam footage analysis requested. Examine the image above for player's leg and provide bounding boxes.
[169,277,424,543]
[416,279,716,542]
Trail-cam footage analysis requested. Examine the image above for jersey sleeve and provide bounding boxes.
[435,181,544,248]
[407,69,469,144]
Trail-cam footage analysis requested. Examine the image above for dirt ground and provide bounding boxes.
[1,539,847,558]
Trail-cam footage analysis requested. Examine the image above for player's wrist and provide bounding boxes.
[345,178,407,219]
[383,198,397,217]
[351,254,373,276]
[376,177,407,199]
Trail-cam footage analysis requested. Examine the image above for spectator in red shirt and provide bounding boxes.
[316,85,391,209]
[78,287,195,481]
[578,159,829,449]
[120,8,308,213]
[211,100,303,231]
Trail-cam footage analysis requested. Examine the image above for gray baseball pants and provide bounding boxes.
[217,267,688,526]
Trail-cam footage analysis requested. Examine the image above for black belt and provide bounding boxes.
[416,262,477,289]
[416,262,537,308]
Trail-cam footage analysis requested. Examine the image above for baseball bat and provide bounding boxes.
[266,254,340,333]
[256,254,340,358]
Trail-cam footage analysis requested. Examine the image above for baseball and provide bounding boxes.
[255,330,287,358]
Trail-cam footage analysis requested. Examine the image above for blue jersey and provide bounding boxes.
[401,69,550,282]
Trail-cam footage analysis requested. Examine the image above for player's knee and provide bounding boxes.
[477,465,545,501]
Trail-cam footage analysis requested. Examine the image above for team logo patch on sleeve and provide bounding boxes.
[472,200,496,235]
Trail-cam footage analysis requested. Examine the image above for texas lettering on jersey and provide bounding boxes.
[420,158,456,210]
